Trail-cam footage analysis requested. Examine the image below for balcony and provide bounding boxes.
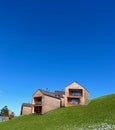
[67,98,80,105]
[33,97,42,106]
[69,89,83,97]
[34,101,42,105]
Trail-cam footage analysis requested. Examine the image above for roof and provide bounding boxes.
[40,89,57,98]
[33,89,65,99]
[22,103,32,107]
[54,90,65,98]
[20,103,32,115]
[65,81,89,93]
[40,89,63,99]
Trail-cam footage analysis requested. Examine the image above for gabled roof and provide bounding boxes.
[54,90,65,98]
[65,81,89,93]
[40,89,58,98]
[33,89,65,99]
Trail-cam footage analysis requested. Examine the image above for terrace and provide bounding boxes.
[69,89,83,97]
[33,97,42,105]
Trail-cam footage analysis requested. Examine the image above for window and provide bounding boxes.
[70,89,82,96]
[72,91,78,96]
[75,91,81,96]
[71,98,79,104]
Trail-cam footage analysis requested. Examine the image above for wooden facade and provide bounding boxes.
[31,90,62,114]
[65,82,90,106]
[20,103,32,115]
[21,82,90,115]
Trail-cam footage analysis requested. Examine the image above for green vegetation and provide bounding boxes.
[0,106,9,117]
[0,94,115,130]
[0,106,15,121]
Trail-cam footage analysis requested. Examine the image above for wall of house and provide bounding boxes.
[65,82,84,96]
[31,91,43,114]
[32,91,43,104]
[84,89,90,105]
[42,95,61,114]
[21,106,32,115]
[60,97,65,107]
[64,82,89,106]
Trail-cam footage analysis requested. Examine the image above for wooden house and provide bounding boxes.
[31,89,65,114]
[21,82,90,115]
[65,82,90,106]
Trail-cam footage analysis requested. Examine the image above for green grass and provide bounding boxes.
[0,94,115,130]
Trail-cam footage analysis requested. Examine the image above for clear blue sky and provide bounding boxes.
[0,0,115,116]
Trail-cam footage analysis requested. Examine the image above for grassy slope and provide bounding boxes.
[0,94,115,130]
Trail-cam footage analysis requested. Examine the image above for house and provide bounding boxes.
[65,82,90,106]
[31,89,65,114]
[20,103,32,115]
[21,82,90,115]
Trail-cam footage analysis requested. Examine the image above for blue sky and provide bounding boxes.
[0,0,115,116]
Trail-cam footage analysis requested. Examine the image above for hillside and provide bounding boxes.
[0,94,115,130]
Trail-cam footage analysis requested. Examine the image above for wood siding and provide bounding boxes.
[42,95,60,114]
[21,106,32,115]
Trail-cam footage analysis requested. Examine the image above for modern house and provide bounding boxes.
[21,82,90,115]
[65,82,89,106]
[31,89,65,114]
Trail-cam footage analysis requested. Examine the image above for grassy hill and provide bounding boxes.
[0,94,115,130]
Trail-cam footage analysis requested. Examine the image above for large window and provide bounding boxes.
[71,98,79,104]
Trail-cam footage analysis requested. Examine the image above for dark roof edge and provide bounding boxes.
[39,89,61,99]
[20,103,32,115]
[32,89,61,99]
[22,103,32,107]
[32,89,41,96]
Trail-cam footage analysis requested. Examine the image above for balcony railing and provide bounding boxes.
[69,93,82,96]
[67,101,80,105]
[69,92,82,96]
[34,101,42,105]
